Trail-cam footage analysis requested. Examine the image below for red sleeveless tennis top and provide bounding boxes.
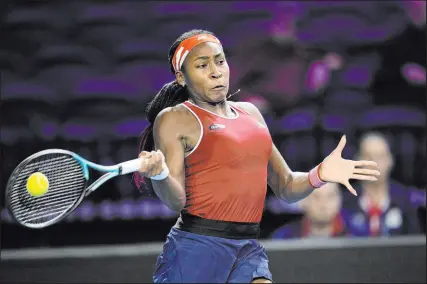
[181,101,272,223]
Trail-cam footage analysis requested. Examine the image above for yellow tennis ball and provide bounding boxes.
[26,172,49,197]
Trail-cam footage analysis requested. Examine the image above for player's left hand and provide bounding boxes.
[319,135,380,196]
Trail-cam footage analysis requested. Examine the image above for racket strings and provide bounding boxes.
[9,167,83,207]
[8,153,86,226]
[10,156,84,224]
[11,185,79,221]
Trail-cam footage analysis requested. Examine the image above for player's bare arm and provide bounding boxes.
[236,101,380,202]
[149,106,188,211]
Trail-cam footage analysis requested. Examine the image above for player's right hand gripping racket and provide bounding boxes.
[5,149,144,229]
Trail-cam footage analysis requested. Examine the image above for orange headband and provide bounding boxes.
[172,33,222,72]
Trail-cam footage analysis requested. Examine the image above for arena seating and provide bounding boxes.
[1,0,425,226]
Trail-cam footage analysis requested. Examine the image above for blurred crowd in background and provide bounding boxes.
[1,1,426,249]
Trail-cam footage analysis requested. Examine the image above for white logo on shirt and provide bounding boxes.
[209,124,226,130]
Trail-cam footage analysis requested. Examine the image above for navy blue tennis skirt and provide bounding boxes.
[153,213,273,283]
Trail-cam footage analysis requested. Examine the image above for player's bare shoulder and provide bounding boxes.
[231,101,260,116]
[231,101,268,127]
[154,103,199,136]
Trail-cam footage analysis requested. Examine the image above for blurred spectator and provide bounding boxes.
[2,0,425,249]
[343,132,424,237]
[271,183,347,239]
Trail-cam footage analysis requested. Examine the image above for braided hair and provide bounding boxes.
[133,29,215,191]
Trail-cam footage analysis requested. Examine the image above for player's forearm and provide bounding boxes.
[151,176,186,212]
[268,145,325,203]
[281,171,315,203]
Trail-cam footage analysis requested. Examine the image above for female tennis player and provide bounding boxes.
[134,29,380,283]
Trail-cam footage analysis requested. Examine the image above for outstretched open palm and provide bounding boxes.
[320,135,380,196]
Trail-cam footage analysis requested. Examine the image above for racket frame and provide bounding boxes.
[6,149,143,229]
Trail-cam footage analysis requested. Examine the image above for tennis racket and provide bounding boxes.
[5,149,144,229]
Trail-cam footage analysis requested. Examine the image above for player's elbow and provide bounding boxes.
[275,189,297,204]
[282,194,300,204]
[167,198,186,212]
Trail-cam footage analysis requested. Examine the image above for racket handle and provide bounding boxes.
[118,158,143,175]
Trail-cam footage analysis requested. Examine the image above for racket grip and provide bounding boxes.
[118,158,143,175]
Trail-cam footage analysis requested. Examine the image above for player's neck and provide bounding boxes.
[189,98,235,118]
[362,181,390,206]
[308,221,333,237]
